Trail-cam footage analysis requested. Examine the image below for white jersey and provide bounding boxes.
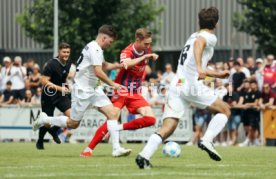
[73,41,104,98]
[175,31,217,84]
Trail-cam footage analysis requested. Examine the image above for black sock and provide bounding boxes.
[38,126,48,142]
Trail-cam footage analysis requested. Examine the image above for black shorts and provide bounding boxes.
[41,95,71,116]
[13,88,25,100]
[242,109,260,129]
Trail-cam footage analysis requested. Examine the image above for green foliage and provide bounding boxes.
[233,0,276,55]
[17,0,164,61]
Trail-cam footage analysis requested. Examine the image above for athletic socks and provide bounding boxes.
[123,116,156,130]
[139,133,162,160]
[38,126,48,142]
[88,122,108,150]
[202,113,228,142]
[43,116,68,128]
[107,120,121,151]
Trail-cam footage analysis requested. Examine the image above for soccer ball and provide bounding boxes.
[162,141,181,157]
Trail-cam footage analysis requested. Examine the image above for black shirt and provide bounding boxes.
[223,91,240,115]
[42,58,71,99]
[242,90,261,104]
[232,72,246,91]
[3,89,14,102]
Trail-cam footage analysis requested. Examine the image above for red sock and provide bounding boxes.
[88,121,108,150]
[123,116,156,130]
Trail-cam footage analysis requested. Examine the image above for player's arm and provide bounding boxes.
[102,62,124,71]
[206,69,230,79]
[194,37,206,79]
[41,76,69,94]
[122,53,158,69]
[93,65,120,89]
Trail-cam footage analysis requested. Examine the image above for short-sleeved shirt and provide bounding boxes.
[264,65,276,87]
[261,90,276,105]
[232,72,246,91]
[114,43,150,94]
[3,89,14,102]
[242,90,261,104]
[42,58,71,99]
[74,41,104,96]
[223,92,240,115]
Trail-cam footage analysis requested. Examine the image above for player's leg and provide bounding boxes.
[36,97,55,150]
[81,107,121,157]
[198,97,230,161]
[122,95,156,130]
[47,97,72,144]
[136,117,179,169]
[98,104,131,157]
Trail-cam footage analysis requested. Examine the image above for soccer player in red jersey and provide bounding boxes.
[81,28,159,157]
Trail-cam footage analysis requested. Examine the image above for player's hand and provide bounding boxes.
[61,86,70,94]
[197,68,206,80]
[112,82,122,90]
[120,61,128,70]
[220,70,230,78]
[150,53,159,61]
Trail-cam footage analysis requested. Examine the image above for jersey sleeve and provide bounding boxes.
[120,49,132,63]
[42,61,53,77]
[88,48,104,66]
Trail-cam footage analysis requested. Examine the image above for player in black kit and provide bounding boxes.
[36,42,72,150]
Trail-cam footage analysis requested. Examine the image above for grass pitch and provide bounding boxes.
[0,143,276,178]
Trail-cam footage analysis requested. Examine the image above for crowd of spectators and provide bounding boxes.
[1,55,276,146]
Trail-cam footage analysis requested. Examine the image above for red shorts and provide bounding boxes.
[111,94,149,114]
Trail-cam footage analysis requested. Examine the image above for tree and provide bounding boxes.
[17,0,163,61]
[233,0,276,56]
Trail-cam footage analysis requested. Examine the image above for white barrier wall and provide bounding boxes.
[0,106,193,142]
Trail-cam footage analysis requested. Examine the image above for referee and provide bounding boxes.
[36,42,72,150]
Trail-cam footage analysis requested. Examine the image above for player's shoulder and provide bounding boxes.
[120,44,133,59]
[85,41,102,53]
[197,31,217,47]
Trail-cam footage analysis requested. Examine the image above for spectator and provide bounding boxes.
[11,56,27,101]
[160,63,175,85]
[28,64,41,95]
[1,56,12,91]
[31,87,42,105]
[232,61,246,92]
[263,54,276,91]
[239,80,261,146]
[237,57,251,78]
[1,81,14,104]
[259,83,276,110]
[223,83,242,145]
[188,108,211,146]
[228,57,235,69]
[255,58,265,91]
[26,58,35,77]
[21,89,32,104]
[246,56,257,76]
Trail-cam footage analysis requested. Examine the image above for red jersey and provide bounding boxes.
[264,65,276,87]
[115,43,150,93]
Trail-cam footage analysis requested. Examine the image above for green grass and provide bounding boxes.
[0,143,276,179]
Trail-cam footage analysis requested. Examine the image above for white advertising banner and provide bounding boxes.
[0,106,193,142]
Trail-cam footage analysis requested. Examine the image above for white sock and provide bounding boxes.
[107,120,121,151]
[139,133,162,160]
[118,124,123,131]
[202,113,228,142]
[43,116,68,128]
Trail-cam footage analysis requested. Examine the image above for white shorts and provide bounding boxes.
[162,79,217,120]
[71,87,112,121]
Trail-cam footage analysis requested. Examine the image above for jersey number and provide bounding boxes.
[76,53,83,72]
[180,45,190,65]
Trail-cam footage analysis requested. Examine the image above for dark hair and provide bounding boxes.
[59,42,70,50]
[233,61,240,66]
[250,80,257,84]
[135,28,152,40]
[6,81,12,85]
[98,25,117,39]
[198,7,219,29]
